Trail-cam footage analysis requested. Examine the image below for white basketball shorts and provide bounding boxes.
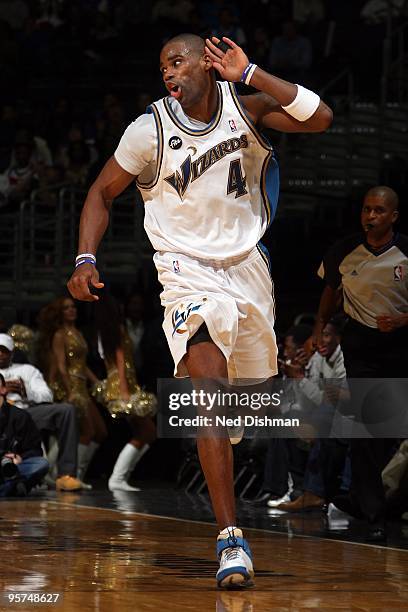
[154,247,278,383]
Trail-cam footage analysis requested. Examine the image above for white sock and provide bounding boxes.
[218,526,241,539]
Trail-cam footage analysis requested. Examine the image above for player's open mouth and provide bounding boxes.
[364,223,374,231]
[169,84,182,100]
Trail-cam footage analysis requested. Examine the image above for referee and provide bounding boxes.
[313,185,408,541]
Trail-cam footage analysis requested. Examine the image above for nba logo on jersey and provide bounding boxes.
[229,119,237,132]
[394,265,403,281]
[173,260,180,273]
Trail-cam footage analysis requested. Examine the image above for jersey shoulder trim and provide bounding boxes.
[162,83,223,136]
[136,103,163,190]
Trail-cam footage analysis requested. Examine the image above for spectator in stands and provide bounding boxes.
[38,297,107,488]
[251,324,312,507]
[64,140,92,187]
[268,21,313,84]
[293,0,325,25]
[87,9,119,61]
[96,99,127,163]
[211,7,247,47]
[0,372,48,497]
[248,26,272,68]
[55,125,98,174]
[0,333,82,491]
[1,130,38,205]
[151,0,194,26]
[0,104,17,173]
[94,293,156,491]
[199,0,240,31]
[10,128,52,169]
[277,317,348,512]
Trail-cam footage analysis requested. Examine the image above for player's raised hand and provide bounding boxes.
[205,36,249,82]
[67,263,104,302]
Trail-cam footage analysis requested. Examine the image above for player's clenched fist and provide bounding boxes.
[67,263,104,302]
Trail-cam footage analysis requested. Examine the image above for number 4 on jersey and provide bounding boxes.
[227,159,248,198]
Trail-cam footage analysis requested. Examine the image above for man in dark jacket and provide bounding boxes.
[0,373,48,496]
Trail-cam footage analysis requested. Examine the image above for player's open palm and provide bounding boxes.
[205,36,249,82]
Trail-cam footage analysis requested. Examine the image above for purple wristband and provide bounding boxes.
[75,258,96,268]
[240,63,253,83]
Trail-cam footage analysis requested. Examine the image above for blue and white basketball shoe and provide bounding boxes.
[216,527,254,588]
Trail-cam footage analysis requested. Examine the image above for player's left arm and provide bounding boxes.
[205,36,332,133]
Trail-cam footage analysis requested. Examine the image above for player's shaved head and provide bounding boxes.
[162,33,205,57]
[365,186,399,211]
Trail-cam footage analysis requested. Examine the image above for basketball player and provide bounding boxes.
[67,34,332,587]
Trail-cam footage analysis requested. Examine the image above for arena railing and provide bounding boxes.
[12,185,147,315]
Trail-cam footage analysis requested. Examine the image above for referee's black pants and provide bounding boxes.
[341,318,408,523]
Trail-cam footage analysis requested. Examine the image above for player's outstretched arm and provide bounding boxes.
[67,157,136,302]
[205,36,332,133]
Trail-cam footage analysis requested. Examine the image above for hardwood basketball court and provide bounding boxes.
[1,493,408,611]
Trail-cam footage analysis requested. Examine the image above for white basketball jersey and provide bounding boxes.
[137,81,279,260]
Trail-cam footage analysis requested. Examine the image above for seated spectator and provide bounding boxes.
[277,317,349,512]
[250,324,313,507]
[9,128,52,169]
[0,372,48,497]
[268,21,312,83]
[0,333,82,491]
[0,130,38,205]
[64,140,92,187]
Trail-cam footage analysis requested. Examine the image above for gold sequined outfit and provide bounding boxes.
[93,331,156,417]
[49,328,90,415]
[104,332,138,401]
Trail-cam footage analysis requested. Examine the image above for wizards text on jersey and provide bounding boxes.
[164,134,248,200]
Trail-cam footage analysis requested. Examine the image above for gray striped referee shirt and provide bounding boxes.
[318,233,408,328]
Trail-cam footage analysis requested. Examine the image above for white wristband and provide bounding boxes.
[76,253,96,262]
[281,84,320,122]
[244,63,257,86]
